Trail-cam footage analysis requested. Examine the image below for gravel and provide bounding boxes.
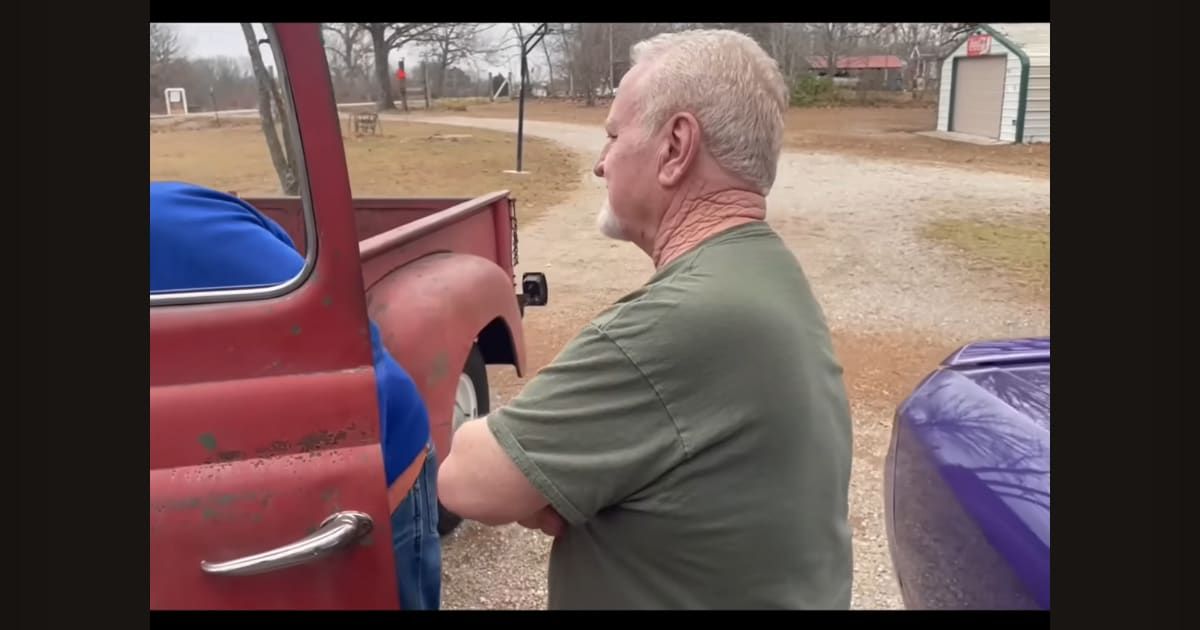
[407,115,1051,610]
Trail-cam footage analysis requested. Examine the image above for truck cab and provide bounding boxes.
[149,22,546,609]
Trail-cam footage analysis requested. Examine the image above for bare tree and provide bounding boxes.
[322,23,372,80]
[150,23,181,67]
[150,23,182,99]
[810,23,886,76]
[877,23,977,90]
[240,23,298,195]
[422,23,489,99]
[541,28,556,96]
[360,23,442,110]
[561,23,610,106]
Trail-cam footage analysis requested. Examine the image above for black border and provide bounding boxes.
[150,610,1047,625]
[1055,5,1184,630]
[16,5,148,629]
[146,7,1054,23]
[14,4,1182,626]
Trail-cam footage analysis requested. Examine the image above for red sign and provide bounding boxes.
[395,69,407,81]
[967,34,992,56]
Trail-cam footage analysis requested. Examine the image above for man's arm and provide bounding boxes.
[437,324,686,529]
[438,417,549,526]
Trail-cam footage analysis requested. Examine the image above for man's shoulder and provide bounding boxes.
[601,228,799,323]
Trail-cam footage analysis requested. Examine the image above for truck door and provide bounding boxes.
[150,23,398,609]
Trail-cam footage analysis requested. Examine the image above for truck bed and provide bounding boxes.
[244,192,518,291]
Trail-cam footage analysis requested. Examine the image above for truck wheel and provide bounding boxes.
[437,345,489,536]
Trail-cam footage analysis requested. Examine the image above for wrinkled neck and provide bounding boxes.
[652,188,767,268]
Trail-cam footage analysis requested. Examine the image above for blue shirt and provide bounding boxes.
[150,181,431,486]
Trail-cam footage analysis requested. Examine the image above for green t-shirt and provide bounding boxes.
[488,222,853,609]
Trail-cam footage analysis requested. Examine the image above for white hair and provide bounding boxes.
[628,29,788,194]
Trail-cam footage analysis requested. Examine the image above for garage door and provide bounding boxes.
[951,56,1007,138]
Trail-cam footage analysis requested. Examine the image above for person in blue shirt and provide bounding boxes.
[150,181,441,610]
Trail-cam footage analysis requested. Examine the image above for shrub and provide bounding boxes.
[790,75,838,107]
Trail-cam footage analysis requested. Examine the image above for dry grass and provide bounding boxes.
[422,99,1050,179]
[149,118,583,225]
[921,214,1050,301]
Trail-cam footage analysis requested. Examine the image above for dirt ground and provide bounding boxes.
[149,107,1050,609]
[418,99,1050,180]
[149,116,580,225]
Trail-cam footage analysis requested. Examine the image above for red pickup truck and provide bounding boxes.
[149,23,547,609]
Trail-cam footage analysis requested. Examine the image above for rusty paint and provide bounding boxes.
[254,440,293,458]
[290,324,303,336]
[298,429,351,452]
[217,451,244,462]
[198,433,218,451]
[157,497,202,512]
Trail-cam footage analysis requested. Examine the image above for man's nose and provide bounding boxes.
[593,157,605,178]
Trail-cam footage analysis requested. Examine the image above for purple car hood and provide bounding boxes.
[897,337,1050,608]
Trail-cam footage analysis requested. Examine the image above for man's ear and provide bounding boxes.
[657,113,701,187]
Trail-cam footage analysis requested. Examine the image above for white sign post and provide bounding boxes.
[164,88,189,116]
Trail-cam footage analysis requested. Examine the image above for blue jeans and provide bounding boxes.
[390,445,442,610]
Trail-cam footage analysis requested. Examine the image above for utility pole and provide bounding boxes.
[512,23,549,174]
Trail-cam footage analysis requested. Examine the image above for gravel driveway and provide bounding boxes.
[404,115,1051,610]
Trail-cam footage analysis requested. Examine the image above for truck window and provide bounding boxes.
[149,22,314,302]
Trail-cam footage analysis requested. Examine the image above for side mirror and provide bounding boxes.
[521,272,549,308]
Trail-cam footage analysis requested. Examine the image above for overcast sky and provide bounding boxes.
[166,23,547,79]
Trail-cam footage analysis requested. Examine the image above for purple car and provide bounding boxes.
[884,337,1049,609]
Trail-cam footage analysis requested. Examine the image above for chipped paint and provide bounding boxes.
[154,490,276,527]
[254,440,293,459]
[298,429,350,452]
[321,295,333,308]
[290,324,303,336]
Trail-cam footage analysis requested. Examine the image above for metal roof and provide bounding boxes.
[806,55,906,70]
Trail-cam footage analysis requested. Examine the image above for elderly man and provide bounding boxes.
[438,30,853,609]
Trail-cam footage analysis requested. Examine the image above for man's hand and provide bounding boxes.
[517,505,567,537]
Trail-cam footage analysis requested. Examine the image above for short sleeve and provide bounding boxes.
[487,324,686,525]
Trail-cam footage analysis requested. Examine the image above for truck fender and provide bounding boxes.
[365,252,526,462]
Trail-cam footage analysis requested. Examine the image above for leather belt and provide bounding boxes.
[387,445,431,513]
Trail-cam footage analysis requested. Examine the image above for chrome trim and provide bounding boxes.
[200,511,374,577]
[150,23,319,308]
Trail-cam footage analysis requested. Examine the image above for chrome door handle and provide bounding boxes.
[200,510,374,577]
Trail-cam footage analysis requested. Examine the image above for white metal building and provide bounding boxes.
[936,23,1050,143]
